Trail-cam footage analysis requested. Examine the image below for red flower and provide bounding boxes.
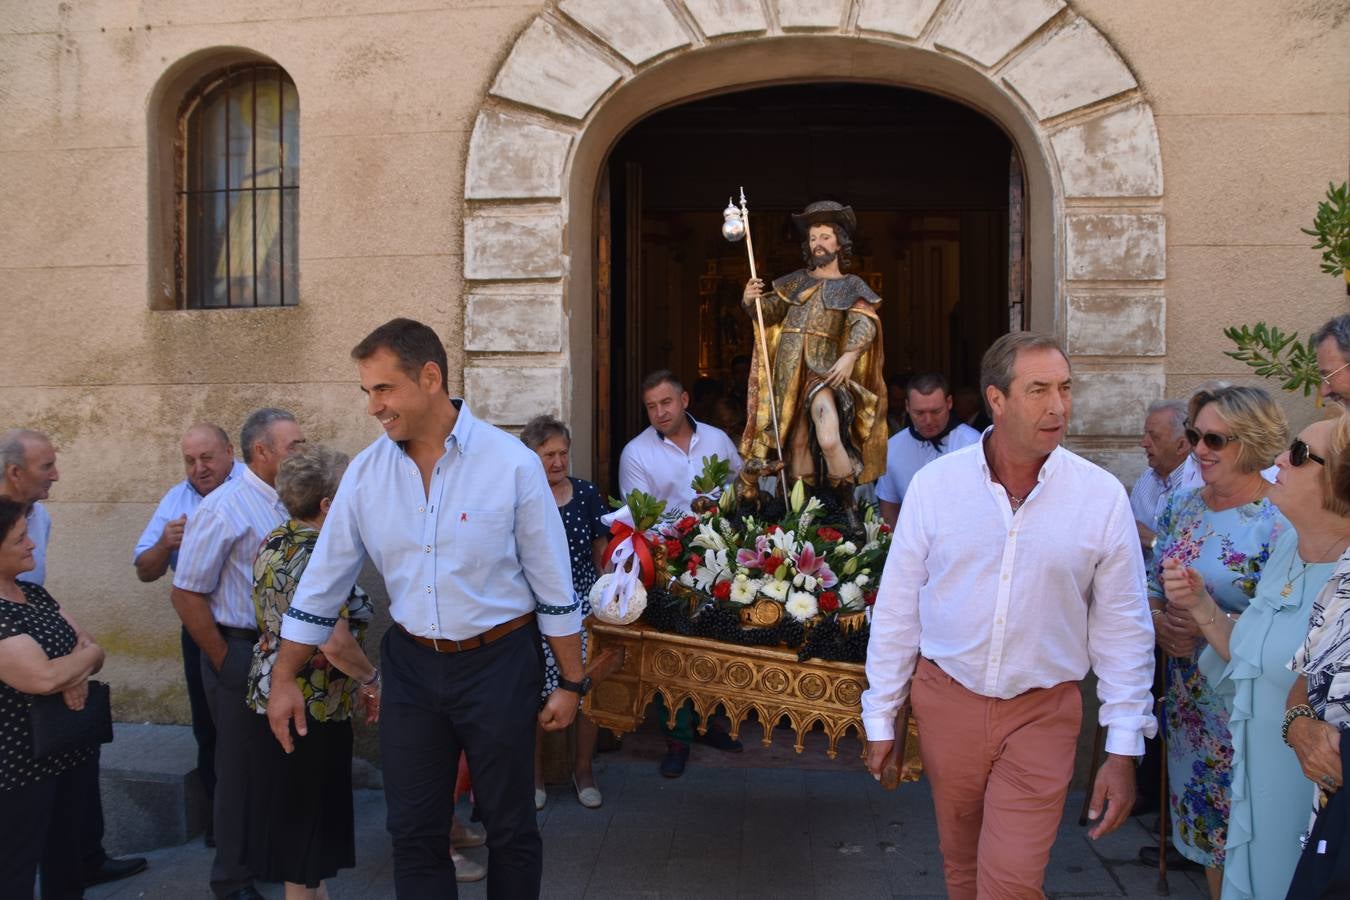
[863,590,878,607]
[766,524,781,534]
[819,591,840,612]
[879,523,892,534]
[712,580,732,600]
[664,539,683,558]
[676,516,698,533]
[816,527,842,543]
[687,554,702,572]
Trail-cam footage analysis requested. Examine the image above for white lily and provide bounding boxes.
[693,548,731,591]
[691,523,728,551]
[838,582,863,610]
[766,528,798,555]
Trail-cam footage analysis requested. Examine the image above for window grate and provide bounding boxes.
[176,63,298,309]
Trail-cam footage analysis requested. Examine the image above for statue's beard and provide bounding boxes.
[808,249,838,270]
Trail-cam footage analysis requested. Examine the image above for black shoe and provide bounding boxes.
[1138,844,1201,870]
[660,741,690,778]
[697,729,743,753]
[82,855,148,887]
[223,888,265,900]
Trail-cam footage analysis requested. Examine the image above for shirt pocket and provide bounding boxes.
[450,510,518,588]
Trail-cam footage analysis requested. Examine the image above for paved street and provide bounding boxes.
[88,734,1206,899]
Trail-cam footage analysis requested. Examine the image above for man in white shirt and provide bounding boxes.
[133,423,244,849]
[618,370,743,776]
[270,318,583,898]
[172,409,305,900]
[874,373,982,527]
[618,370,742,518]
[862,332,1155,899]
[1131,399,1201,557]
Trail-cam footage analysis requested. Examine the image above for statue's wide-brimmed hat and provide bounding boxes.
[791,200,856,237]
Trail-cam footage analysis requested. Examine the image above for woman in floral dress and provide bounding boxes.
[1150,386,1289,896]
[521,415,609,809]
[245,446,379,900]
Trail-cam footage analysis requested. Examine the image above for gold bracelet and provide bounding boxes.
[1282,704,1316,746]
[1200,603,1221,627]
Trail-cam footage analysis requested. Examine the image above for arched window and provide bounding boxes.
[177,64,298,308]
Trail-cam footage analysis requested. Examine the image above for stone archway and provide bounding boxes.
[461,0,1166,478]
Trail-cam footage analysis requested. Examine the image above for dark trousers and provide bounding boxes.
[381,623,544,899]
[201,634,265,897]
[0,756,93,900]
[76,744,108,874]
[183,625,217,806]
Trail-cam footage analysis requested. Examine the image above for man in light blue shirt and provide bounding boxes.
[271,318,582,899]
[1,428,58,587]
[132,422,244,850]
[874,374,982,527]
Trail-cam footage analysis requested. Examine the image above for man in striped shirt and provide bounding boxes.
[172,408,305,900]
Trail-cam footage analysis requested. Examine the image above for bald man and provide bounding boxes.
[133,423,244,849]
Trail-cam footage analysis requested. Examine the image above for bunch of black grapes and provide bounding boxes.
[797,617,870,664]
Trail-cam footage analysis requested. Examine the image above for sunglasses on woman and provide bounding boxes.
[1289,438,1326,467]
[1185,427,1239,452]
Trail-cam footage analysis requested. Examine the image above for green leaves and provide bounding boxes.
[1222,322,1320,396]
[1301,181,1350,280]
[690,454,733,495]
[608,489,669,532]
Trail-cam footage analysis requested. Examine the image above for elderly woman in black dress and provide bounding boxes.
[521,415,609,809]
[0,497,107,899]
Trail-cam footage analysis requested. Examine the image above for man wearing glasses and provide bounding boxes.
[1315,314,1350,406]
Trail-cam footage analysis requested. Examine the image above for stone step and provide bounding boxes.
[98,722,208,856]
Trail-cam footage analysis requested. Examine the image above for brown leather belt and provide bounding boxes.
[399,612,533,654]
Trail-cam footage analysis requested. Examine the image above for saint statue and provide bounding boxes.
[739,201,887,530]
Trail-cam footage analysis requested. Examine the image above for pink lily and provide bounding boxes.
[736,534,772,570]
[792,543,838,588]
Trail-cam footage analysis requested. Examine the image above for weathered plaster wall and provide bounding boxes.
[0,0,1346,724]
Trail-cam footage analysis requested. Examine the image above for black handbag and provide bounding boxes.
[28,679,113,758]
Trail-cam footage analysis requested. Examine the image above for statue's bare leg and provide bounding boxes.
[789,413,814,482]
[810,389,854,479]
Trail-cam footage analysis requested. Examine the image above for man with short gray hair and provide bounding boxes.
[1314,313,1350,406]
[172,408,304,900]
[1130,399,1201,556]
[0,428,58,585]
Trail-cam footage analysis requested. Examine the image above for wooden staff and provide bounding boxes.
[738,188,789,499]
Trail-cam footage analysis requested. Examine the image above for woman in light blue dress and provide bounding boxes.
[1173,415,1350,898]
[1149,386,1289,896]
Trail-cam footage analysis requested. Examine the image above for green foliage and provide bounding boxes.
[608,489,669,532]
[690,453,733,495]
[1221,322,1320,396]
[1301,181,1350,280]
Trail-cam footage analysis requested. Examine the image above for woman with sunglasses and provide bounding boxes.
[1166,414,1350,899]
[1147,385,1289,896]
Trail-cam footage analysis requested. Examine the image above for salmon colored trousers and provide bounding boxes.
[910,656,1082,899]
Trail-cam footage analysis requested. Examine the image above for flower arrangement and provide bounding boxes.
[625,460,892,662]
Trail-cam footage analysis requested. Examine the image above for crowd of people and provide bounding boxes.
[4,312,1350,899]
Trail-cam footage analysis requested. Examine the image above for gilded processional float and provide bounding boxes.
[583,194,920,787]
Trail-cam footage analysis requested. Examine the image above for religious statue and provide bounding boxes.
[738,201,887,530]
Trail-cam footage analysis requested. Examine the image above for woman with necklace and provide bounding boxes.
[1147,386,1290,897]
[1167,414,1350,899]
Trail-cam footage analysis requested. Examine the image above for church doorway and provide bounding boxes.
[594,83,1022,492]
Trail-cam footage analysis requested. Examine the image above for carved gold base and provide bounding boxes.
[582,618,921,784]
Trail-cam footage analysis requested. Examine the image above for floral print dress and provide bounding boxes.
[1152,487,1287,867]
[245,520,373,721]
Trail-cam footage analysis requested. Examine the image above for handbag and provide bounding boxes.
[28,679,114,758]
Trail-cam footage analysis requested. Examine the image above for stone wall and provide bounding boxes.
[0,0,1345,724]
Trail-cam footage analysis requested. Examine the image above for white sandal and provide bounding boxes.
[573,776,603,809]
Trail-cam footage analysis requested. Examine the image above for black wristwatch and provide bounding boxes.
[557,675,592,697]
